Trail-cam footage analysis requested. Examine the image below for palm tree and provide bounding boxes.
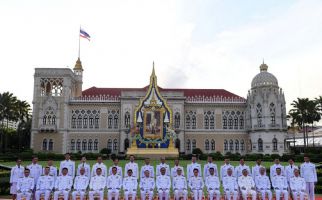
[15,100,31,151]
[315,96,322,115]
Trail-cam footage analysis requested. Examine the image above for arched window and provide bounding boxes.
[42,139,47,150]
[48,139,53,151]
[71,139,75,151]
[186,115,191,129]
[52,116,56,125]
[77,114,82,128]
[205,139,209,150]
[270,103,276,126]
[229,140,234,151]
[273,138,278,151]
[235,140,239,151]
[192,139,197,150]
[211,140,215,150]
[94,139,98,151]
[82,139,87,151]
[95,115,100,129]
[204,115,209,129]
[241,140,245,151]
[43,116,47,125]
[224,140,228,151]
[113,139,118,151]
[234,116,238,129]
[223,116,227,129]
[114,115,118,129]
[174,112,180,129]
[239,116,244,129]
[76,139,81,151]
[47,115,52,124]
[83,114,88,128]
[258,138,263,151]
[125,112,130,128]
[186,139,191,151]
[108,114,113,129]
[210,115,215,129]
[71,115,76,128]
[124,138,130,150]
[89,115,94,128]
[107,139,112,150]
[256,103,262,127]
[88,139,93,151]
[192,116,196,129]
[228,116,233,129]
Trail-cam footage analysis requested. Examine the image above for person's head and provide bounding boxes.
[47,159,53,166]
[81,156,86,163]
[24,168,30,177]
[145,158,150,165]
[32,156,38,164]
[260,167,266,175]
[193,168,199,176]
[64,153,70,160]
[276,167,281,175]
[224,158,230,164]
[242,169,248,176]
[113,158,119,165]
[80,167,85,175]
[256,159,262,165]
[288,158,294,165]
[96,168,102,176]
[144,170,150,178]
[160,167,166,175]
[112,166,117,175]
[209,167,215,175]
[304,156,310,163]
[62,167,68,175]
[191,155,197,163]
[177,168,182,176]
[130,155,135,162]
[240,158,245,165]
[44,166,50,175]
[207,156,213,163]
[227,168,233,176]
[174,159,179,166]
[97,156,102,163]
[127,169,133,176]
[16,158,22,166]
[293,169,300,177]
[274,159,280,165]
[160,157,166,164]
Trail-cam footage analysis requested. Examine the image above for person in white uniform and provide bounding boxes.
[171,159,184,178]
[107,166,122,200]
[91,156,107,177]
[255,167,272,200]
[88,168,106,200]
[156,167,171,200]
[252,159,265,180]
[45,159,58,182]
[123,169,138,200]
[76,156,91,178]
[27,156,42,191]
[235,158,251,181]
[222,168,238,200]
[290,169,307,200]
[140,170,155,200]
[35,166,54,200]
[205,167,220,200]
[189,168,204,200]
[156,157,170,177]
[140,158,155,179]
[10,158,24,200]
[203,156,218,179]
[300,156,317,200]
[173,168,187,200]
[238,169,256,200]
[53,167,73,200]
[272,167,289,200]
[285,158,298,188]
[59,153,75,178]
[220,158,234,183]
[16,168,34,200]
[108,158,123,177]
[72,167,89,200]
[187,155,202,181]
[124,155,139,178]
[270,159,285,180]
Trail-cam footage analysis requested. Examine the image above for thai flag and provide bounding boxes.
[80,28,91,41]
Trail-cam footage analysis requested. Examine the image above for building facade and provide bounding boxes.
[31,59,288,155]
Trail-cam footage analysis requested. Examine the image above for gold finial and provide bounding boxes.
[74,57,83,71]
[152,61,155,76]
[259,60,268,72]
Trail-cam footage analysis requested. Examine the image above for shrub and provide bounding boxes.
[192,148,203,155]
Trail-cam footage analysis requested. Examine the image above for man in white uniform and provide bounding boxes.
[89,168,106,200]
[10,158,24,200]
[173,168,187,200]
[124,155,139,178]
[189,168,204,200]
[107,166,122,200]
[272,167,288,200]
[203,156,218,179]
[235,158,251,181]
[238,169,256,200]
[252,159,265,180]
[187,155,202,181]
[123,169,138,200]
[27,156,42,191]
[285,158,298,188]
[270,159,285,180]
[35,166,54,200]
[72,167,89,200]
[156,157,170,177]
[92,156,107,177]
[76,156,91,178]
[255,167,272,200]
[171,159,184,178]
[45,159,58,182]
[108,158,123,177]
[140,170,155,200]
[140,158,155,179]
[53,167,73,200]
[220,158,234,182]
[156,167,171,200]
[59,153,75,178]
[222,168,238,200]
[205,167,220,200]
[16,168,34,200]
[290,169,307,200]
[300,156,317,200]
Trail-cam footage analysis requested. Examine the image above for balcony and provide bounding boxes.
[39,124,57,133]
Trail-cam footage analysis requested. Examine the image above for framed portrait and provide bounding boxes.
[144,109,163,138]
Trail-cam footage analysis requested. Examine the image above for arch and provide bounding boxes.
[174,112,180,129]
[42,138,47,150]
[192,115,196,129]
[210,115,215,129]
[239,115,244,129]
[71,114,76,128]
[124,111,131,128]
[186,139,191,151]
[107,139,112,150]
[124,138,130,150]
[70,139,75,151]
[224,140,228,151]
[240,140,245,151]
[205,139,209,151]
[256,103,263,127]
[270,103,276,125]
[48,139,53,151]
[234,115,238,129]
[77,114,82,128]
[95,115,100,129]
[211,139,215,150]
[82,139,87,151]
[258,138,263,151]
[43,115,47,125]
[76,139,81,151]
[114,114,118,129]
[94,139,98,151]
[89,114,94,128]
[185,115,191,129]
[229,139,234,151]
[83,114,88,128]
[192,139,196,150]
[228,116,233,129]
[223,116,227,129]
[88,139,93,151]
[113,139,118,151]
[108,114,113,129]
[235,140,239,151]
[204,115,209,129]
[272,138,278,151]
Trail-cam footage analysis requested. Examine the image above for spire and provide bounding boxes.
[74,57,83,71]
[152,61,155,76]
[259,60,268,72]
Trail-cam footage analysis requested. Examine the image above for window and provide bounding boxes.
[270,103,276,125]
[94,139,98,151]
[211,140,215,150]
[83,115,88,128]
[88,139,93,151]
[108,115,113,129]
[228,116,233,129]
[256,103,262,127]
[42,139,47,150]
[234,116,238,129]
[77,115,82,128]
[71,139,75,151]
[204,111,215,129]
[239,116,244,129]
[210,115,215,129]
[258,138,263,151]
[107,110,119,129]
[224,140,228,151]
[241,140,245,151]
[192,116,196,129]
[113,139,118,151]
[82,139,87,151]
[223,116,227,129]
[204,115,209,129]
[186,139,191,151]
[114,115,118,129]
[48,139,53,151]
[43,107,56,125]
[125,112,130,128]
[273,138,278,151]
[89,115,94,129]
[186,115,191,129]
[71,115,76,128]
[71,109,100,129]
[192,139,196,150]
[205,139,209,150]
[174,112,180,129]
[107,139,112,150]
[76,139,81,151]
[229,140,234,151]
[40,78,63,96]
[235,140,239,151]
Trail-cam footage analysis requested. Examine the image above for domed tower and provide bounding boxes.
[73,57,83,97]
[246,62,288,155]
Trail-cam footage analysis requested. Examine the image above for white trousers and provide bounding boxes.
[158,189,170,200]
[108,189,120,200]
[54,190,69,200]
[35,190,51,200]
[191,189,203,200]
[207,189,220,200]
[72,190,86,200]
[174,189,187,200]
[124,190,136,200]
[17,192,32,200]
[275,189,288,200]
[89,190,104,200]
[224,189,238,200]
[240,189,256,200]
[306,182,315,200]
[258,189,272,200]
[140,189,154,200]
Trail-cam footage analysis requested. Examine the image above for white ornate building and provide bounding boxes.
[31,58,288,155]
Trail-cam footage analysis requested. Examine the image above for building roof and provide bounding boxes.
[251,62,278,89]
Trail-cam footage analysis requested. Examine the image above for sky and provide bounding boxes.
[0,0,322,115]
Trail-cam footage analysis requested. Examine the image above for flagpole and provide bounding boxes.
[78,26,81,59]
